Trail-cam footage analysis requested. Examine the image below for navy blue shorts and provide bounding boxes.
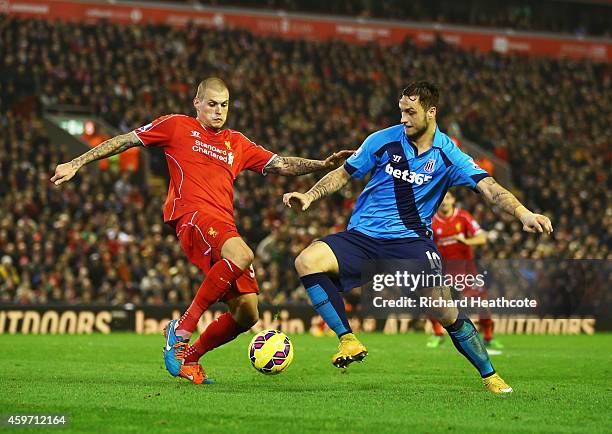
[319,229,442,292]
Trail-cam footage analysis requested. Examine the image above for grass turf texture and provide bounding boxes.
[1,333,610,434]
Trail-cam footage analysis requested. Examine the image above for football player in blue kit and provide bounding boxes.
[283,82,553,394]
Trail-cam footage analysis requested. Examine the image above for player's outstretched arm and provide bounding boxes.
[456,231,487,246]
[51,132,141,185]
[476,177,553,234]
[265,150,355,176]
[283,166,351,211]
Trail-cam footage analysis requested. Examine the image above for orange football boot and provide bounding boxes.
[179,363,214,385]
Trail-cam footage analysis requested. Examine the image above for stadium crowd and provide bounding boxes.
[0,15,610,306]
[193,0,611,37]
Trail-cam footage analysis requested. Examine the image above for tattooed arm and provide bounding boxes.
[476,177,553,234]
[51,132,141,185]
[282,166,351,211]
[265,156,327,176]
[265,150,354,176]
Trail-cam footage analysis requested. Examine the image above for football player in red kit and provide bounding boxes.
[429,191,503,352]
[51,77,353,384]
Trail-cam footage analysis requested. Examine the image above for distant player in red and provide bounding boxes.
[429,191,502,351]
[51,77,353,384]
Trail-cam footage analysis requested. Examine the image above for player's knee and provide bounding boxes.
[295,250,317,276]
[236,247,255,270]
[296,242,338,276]
[226,244,254,270]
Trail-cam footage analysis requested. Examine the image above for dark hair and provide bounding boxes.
[400,81,439,110]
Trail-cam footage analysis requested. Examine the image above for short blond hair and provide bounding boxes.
[196,77,228,99]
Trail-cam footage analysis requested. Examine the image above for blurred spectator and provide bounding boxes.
[0,256,20,296]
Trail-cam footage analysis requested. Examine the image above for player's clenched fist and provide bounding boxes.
[519,212,553,234]
[50,162,79,186]
[283,192,313,211]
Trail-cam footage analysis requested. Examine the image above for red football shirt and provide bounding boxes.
[134,114,276,225]
[432,207,482,260]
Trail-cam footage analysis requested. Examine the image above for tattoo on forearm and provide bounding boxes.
[265,156,326,176]
[306,168,350,201]
[482,179,524,216]
[70,133,140,168]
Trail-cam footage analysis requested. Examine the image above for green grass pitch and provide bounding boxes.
[1,333,610,433]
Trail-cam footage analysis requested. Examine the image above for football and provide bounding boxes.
[248,330,294,375]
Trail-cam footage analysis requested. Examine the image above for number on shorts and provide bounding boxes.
[425,251,442,273]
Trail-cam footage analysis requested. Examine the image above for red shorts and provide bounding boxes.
[174,211,259,301]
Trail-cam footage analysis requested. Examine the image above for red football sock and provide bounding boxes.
[184,312,247,364]
[177,259,244,336]
[480,318,493,341]
[431,318,444,337]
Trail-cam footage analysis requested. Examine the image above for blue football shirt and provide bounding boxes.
[343,124,490,239]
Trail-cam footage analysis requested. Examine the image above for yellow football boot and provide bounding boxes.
[331,333,368,368]
[483,373,513,394]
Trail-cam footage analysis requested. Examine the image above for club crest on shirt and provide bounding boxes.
[208,227,218,238]
[190,130,201,138]
[456,223,462,232]
[424,158,436,173]
[224,140,232,150]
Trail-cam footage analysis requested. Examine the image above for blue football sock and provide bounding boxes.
[445,316,495,378]
[301,273,351,337]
